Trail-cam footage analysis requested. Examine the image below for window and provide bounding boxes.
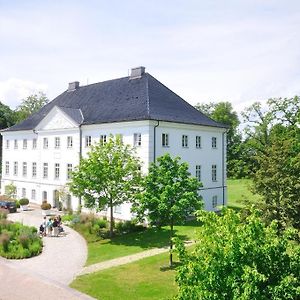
[5,140,9,149]
[133,133,141,147]
[212,195,218,208]
[22,188,26,198]
[43,163,48,179]
[55,137,60,149]
[22,162,27,176]
[32,162,37,178]
[43,138,48,149]
[67,163,73,179]
[54,163,60,179]
[85,136,91,147]
[42,191,47,201]
[67,136,73,148]
[31,189,36,200]
[196,136,201,148]
[114,205,122,214]
[32,138,37,149]
[23,139,27,149]
[5,161,9,175]
[162,133,169,147]
[100,135,107,146]
[212,137,217,148]
[196,165,201,181]
[182,135,188,148]
[212,164,217,181]
[14,162,18,176]
[14,139,18,149]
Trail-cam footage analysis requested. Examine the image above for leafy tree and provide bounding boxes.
[133,154,202,266]
[14,92,48,123]
[69,136,142,237]
[253,126,300,229]
[175,209,300,300]
[195,101,242,178]
[4,182,17,199]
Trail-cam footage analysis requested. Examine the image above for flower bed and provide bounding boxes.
[0,209,42,259]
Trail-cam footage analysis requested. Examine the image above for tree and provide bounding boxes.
[195,101,242,178]
[175,209,300,300]
[14,92,48,123]
[133,154,202,266]
[69,136,142,237]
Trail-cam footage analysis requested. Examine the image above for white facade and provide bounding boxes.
[1,106,227,220]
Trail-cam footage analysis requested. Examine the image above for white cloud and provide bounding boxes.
[0,79,48,109]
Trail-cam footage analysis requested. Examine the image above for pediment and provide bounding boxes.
[35,106,79,131]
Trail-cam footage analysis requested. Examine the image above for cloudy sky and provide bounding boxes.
[1,0,300,112]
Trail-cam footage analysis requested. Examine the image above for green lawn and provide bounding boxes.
[84,220,200,266]
[227,178,260,209]
[71,250,180,300]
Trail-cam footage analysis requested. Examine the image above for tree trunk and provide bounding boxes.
[109,199,113,238]
[169,217,174,267]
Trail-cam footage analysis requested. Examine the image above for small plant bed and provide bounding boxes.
[71,250,180,300]
[63,213,200,266]
[0,209,42,259]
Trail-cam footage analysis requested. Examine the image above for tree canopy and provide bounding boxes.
[175,209,300,300]
[69,136,142,237]
[133,153,202,266]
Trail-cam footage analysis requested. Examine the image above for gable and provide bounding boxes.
[35,106,79,131]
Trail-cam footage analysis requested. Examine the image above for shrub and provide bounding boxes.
[61,214,74,222]
[41,201,51,210]
[19,198,29,205]
[18,233,30,249]
[15,200,20,208]
[95,218,108,229]
[0,232,10,252]
[0,209,8,220]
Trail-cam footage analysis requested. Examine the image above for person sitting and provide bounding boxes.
[52,218,59,237]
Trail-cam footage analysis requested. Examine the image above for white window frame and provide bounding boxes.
[85,136,92,147]
[5,140,9,149]
[212,164,217,182]
[54,163,60,179]
[14,139,18,149]
[212,195,218,208]
[32,162,37,178]
[43,138,48,149]
[22,188,26,198]
[182,135,188,148]
[133,133,142,147]
[55,137,60,149]
[67,136,73,148]
[22,162,27,177]
[67,163,73,179]
[31,189,36,200]
[23,139,27,149]
[114,205,122,214]
[196,136,201,148]
[162,133,169,147]
[32,138,37,149]
[43,163,48,179]
[212,137,217,149]
[14,162,18,176]
[100,135,107,146]
[5,161,9,175]
[196,165,201,181]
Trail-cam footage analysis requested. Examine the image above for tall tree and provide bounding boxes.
[195,101,242,178]
[133,154,202,266]
[69,136,142,237]
[15,92,48,123]
[175,209,300,300]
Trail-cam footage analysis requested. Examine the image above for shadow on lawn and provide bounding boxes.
[101,227,189,249]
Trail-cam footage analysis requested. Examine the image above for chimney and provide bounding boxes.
[130,66,145,79]
[68,81,80,91]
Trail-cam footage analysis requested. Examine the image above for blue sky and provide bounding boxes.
[0,0,300,112]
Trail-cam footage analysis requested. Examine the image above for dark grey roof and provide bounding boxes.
[4,73,227,132]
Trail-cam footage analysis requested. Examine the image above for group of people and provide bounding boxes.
[39,215,63,237]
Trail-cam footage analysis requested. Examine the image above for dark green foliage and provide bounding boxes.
[19,198,29,205]
[175,209,300,300]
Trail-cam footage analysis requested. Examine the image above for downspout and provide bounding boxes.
[153,120,160,163]
[78,124,82,207]
[222,131,226,206]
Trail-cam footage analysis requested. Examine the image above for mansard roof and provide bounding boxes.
[4,72,227,132]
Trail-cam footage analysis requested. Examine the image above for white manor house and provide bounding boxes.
[1,67,227,220]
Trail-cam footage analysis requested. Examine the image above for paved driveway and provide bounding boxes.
[6,208,87,285]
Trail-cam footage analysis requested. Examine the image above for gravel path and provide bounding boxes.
[7,207,88,285]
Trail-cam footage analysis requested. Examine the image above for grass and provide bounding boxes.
[84,219,200,265]
[227,178,260,210]
[71,249,181,300]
